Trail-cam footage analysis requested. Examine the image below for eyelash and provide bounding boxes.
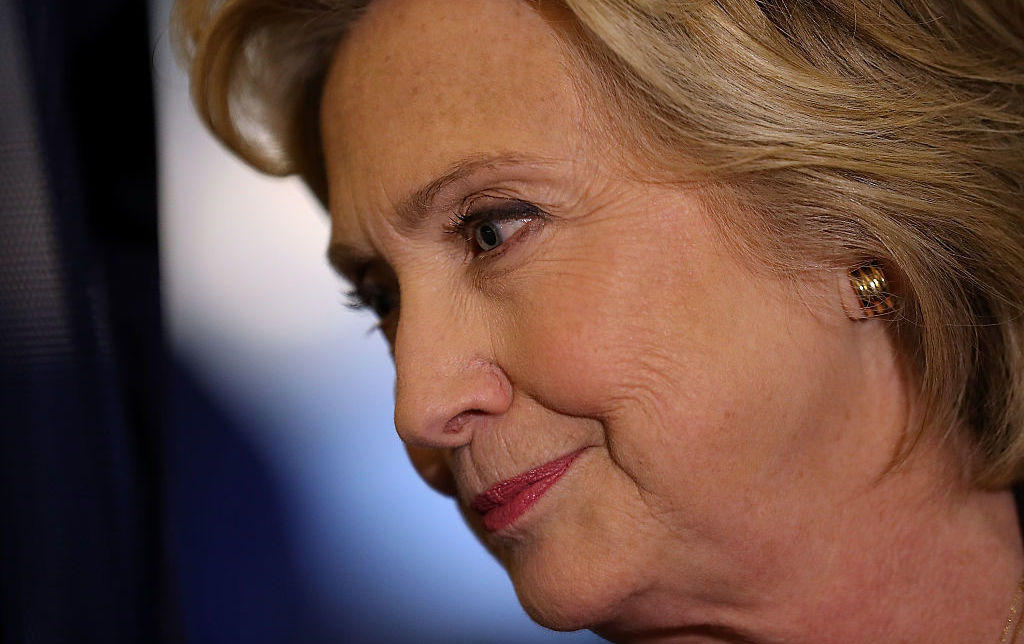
[342,282,393,319]
[344,273,399,325]
[343,289,386,334]
[345,199,543,321]
[446,200,541,257]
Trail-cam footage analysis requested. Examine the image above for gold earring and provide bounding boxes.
[849,262,895,317]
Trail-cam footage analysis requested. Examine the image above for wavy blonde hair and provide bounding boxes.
[173,0,1024,487]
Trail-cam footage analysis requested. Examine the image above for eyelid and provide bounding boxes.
[446,198,543,255]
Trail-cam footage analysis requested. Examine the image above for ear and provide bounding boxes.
[839,262,896,320]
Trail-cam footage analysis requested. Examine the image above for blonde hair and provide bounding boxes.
[173,0,1024,487]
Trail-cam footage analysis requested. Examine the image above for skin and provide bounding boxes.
[320,0,1024,641]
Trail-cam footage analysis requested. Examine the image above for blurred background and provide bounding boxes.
[1,0,603,642]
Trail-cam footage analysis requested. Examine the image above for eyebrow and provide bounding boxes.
[327,152,550,277]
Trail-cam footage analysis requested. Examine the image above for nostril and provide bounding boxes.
[445,409,496,435]
[442,410,485,435]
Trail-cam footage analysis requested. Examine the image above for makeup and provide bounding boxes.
[471,449,584,532]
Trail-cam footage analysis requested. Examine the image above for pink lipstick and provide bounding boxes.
[471,449,584,532]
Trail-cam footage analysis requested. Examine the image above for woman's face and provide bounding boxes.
[322,0,904,635]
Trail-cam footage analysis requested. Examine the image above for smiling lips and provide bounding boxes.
[471,449,584,532]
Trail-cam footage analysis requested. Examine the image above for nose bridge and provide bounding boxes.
[392,278,510,448]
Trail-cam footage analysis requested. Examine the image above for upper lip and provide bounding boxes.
[470,448,585,514]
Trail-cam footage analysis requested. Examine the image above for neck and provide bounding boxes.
[598,457,1024,643]
[810,482,1023,644]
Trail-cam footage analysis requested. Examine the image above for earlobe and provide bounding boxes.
[840,261,896,320]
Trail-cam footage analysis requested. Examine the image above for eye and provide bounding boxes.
[345,261,399,321]
[450,199,540,255]
[347,284,398,320]
[473,218,528,252]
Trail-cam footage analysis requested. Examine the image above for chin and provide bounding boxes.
[497,520,654,634]
[510,561,633,632]
[457,452,665,634]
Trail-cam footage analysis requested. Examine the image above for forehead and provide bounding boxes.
[320,0,585,234]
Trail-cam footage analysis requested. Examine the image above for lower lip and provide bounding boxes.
[475,450,583,533]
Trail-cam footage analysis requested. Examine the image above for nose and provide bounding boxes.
[392,284,512,450]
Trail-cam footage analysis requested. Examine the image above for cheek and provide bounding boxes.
[497,259,641,416]
[491,220,719,421]
[405,444,457,496]
[496,227,861,510]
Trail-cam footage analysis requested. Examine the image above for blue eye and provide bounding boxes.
[451,199,540,255]
[473,218,528,252]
